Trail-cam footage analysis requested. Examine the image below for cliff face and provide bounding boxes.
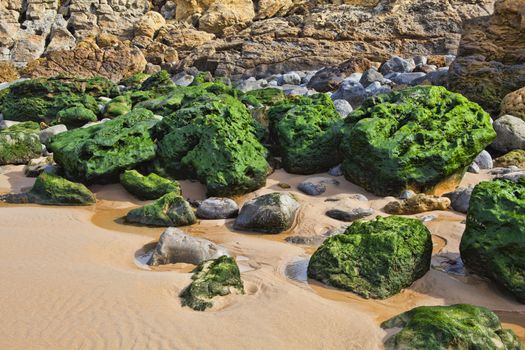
[448,0,525,114]
[0,0,495,80]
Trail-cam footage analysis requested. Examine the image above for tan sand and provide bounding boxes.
[0,166,523,349]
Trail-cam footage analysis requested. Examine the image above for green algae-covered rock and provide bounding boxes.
[119,73,150,89]
[307,215,432,299]
[140,70,175,91]
[180,255,244,311]
[341,86,496,196]
[494,150,525,169]
[17,172,95,205]
[382,304,523,350]
[460,179,525,303]
[0,121,41,165]
[54,106,98,128]
[1,76,117,123]
[102,95,132,119]
[268,93,343,174]
[154,93,269,196]
[244,88,286,107]
[120,169,181,200]
[48,108,158,183]
[126,192,196,227]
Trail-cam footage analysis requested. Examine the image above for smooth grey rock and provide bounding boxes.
[173,73,194,87]
[468,162,480,174]
[386,72,426,85]
[328,164,344,176]
[39,124,67,145]
[491,115,525,152]
[380,56,416,75]
[281,72,302,85]
[474,150,493,169]
[234,192,300,233]
[412,68,449,86]
[419,215,435,222]
[196,197,239,219]
[333,99,353,118]
[365,81,392,96]
[325,207,374,222]
[359,69,384,87]
[413,56,428,66]
[24,156,56,177]
[148,228,229,266]
[297,178,339,196]
[285,235,326,245]
[282,85,310,96]
[399,190,416,200]
[331,80,366,107]
[444,186,474,213]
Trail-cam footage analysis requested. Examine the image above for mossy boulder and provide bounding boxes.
[180,255,244,311]
[54,106,98,128]
[102,95,132,119]
[268,94,343,174]
[244,88,286,107]
[341,86,496,196]
[382,304,523,350]
[119,73,150,89]
[154,93,269,196]
[1,76,117,123]
[120,170,181,200]
[48,108,158,183]
[2,173,95,205]
[0,121,41,165]
[126,192,196,227]
[494,150,525,169]
[307,215,432,299]
[460,179,525,303]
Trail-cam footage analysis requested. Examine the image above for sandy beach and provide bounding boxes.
[0,165,523,349]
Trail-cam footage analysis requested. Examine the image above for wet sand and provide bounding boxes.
[0,166,523,348]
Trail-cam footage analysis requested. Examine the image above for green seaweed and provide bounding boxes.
[120,169,181,200]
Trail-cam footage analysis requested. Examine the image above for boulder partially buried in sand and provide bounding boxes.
[381,304,522,349]
[126,193,196,227]
[234,192,300,233]
[308,216,432,299]
[196,197,239,219]
[2,172,95,205]
[148,227,229,266]
[120,170,181,200]
[180,256,244,311]
[340,86,496,196]
[460,179,525,303]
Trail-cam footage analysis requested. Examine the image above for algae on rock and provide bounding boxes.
[460,179,525,303]
[268,93,343,174]
[120,170,181,200]
[382,304,523,350]
[0,121,41,165]
[180,256,244,311]
[126,192,196,227]
[307,215,432,299]
[341,86,496,196]
[48,108,158,183]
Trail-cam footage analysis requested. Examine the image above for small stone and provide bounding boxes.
[332,99,353,118]
[278,183,291,189]
[328,164,343,176]
[467,162,480,174]
[281,72,302,85]
[380,56,416,75]
[297,178,339,196]
[196,197,239,219]
[359,69,384,87]
[39,124,67,145]
[443,186,474,213]
[326,207,374,222]
[386,72,426,85]
[399,190,416,200]
[473,150,493,169]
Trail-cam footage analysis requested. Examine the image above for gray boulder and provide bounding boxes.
[325,207,374,222]
[234,192,300,233]
[281,72,302,85]
[148,228,230,266]
[297,178,339,196]
[444,186,474,213]
[196,197,239,219]
[380,56,416,75]
[386,72,426,86]
[331,80,366,107]
[491,115,525,152]
[359,69,384,87]
[39,124,67,145]
[333,99,353,118]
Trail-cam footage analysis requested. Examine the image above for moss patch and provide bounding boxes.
[0,121,41,165]
[120,169,181,200]
[26,173,95,205]
[126,192,196,227]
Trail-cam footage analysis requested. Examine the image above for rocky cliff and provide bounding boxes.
[0,0,495,80]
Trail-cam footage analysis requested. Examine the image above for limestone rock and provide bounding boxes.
[384,194,451,215]
[501,87,525,121]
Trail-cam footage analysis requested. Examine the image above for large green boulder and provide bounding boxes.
[48,108,158,183]
[0,121,41,165]
[102,95,132,119]
[460,179,525,303]
[268,94,343,174]
[341,86,496,196]
[1,76,117,123]
[180,256,244,311]
[382,304,523,350]
[307,215,432,299]
[120,170,181,200]
[54,106,98,128]
[2,173,95,205]
[154,94,269,196]
[126,192,196,227]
